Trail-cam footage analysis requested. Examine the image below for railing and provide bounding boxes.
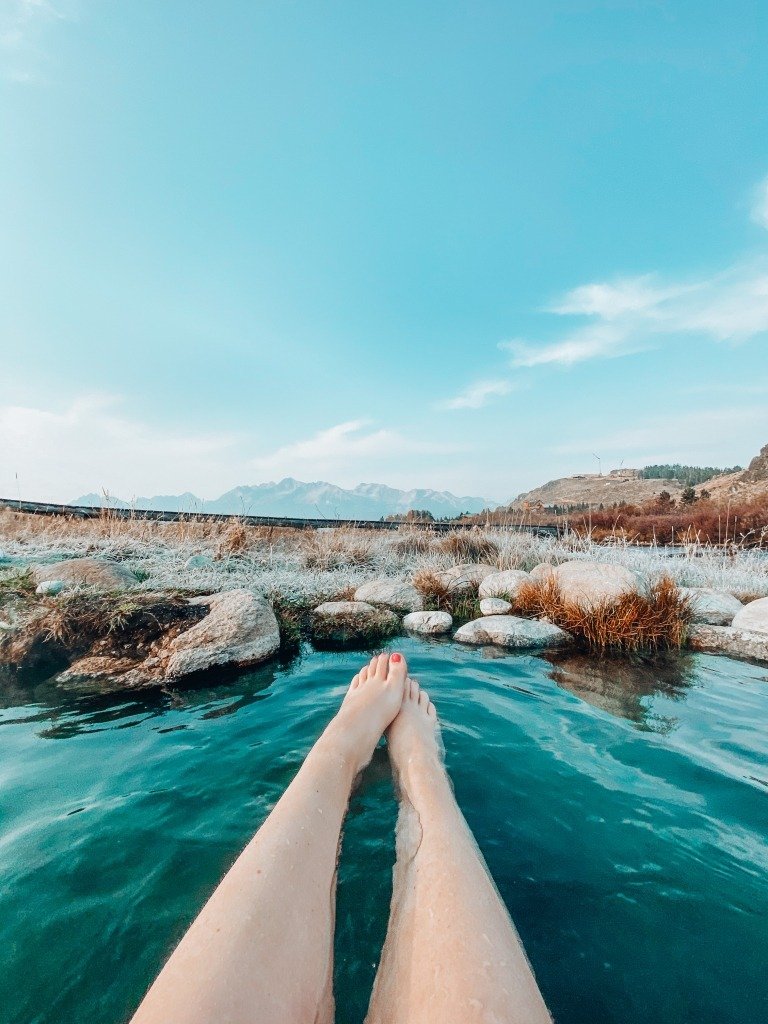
[0,497,559,536]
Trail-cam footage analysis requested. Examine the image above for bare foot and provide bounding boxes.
[386,677,447,806]
[325,652,408,774]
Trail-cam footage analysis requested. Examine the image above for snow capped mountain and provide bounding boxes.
[73,479,497,519]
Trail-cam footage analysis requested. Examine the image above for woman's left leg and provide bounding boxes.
[130,652,408,1024]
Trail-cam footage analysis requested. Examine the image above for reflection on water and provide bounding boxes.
[543,651,696,733]
[0,642,767,1024]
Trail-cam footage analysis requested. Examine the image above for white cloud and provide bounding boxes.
[553,406,768,462]
[437,379,513,410]
[251,420,465,479]
[0,395,242,502]
[1,0,70,82]
[501,264,768,369]
[751,175,768,230]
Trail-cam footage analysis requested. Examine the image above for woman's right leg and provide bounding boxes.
[365,680,552,1024]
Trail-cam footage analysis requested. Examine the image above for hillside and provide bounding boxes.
[511,470,683,509]
[73,478,496,520]
[706,444,768,502]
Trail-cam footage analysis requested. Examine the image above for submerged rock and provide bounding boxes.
[731,597,768,635]
[454,615,572,650]
[32,557,137,590]
[680,587,743,626]
[550,560,642,610]
[354,579,423,613]
[312,600,399,647]
[687,624,768,664]
[479,597,512,615]
[402,610,452,635]
[161,590,280,678]
[478,569,530,601]
[57,656,155,690]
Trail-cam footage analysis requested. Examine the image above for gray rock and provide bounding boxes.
[312,600,399,646]
[32,557,137,590]
[184,553,214,570]
[354,579,423,613]
[551,560,643,610]
[402,610,453,635]
[687,624,768,664]
[732,596,768,635]
[161,589,280,678]
[478,569,530,601]
[437,562,497,594]
[679,587,744,626]
[454,615,572,650]
[529,562,556,584]
[35,580,68,597]
[57,656,156,690]
[480,597,512,615]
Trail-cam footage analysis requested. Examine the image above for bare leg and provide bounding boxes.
[131,652,408,1024]
[366,680,552,1024]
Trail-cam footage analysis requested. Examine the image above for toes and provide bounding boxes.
[350,673,360,689]
[375,652,389,678]
[419,688,430,709]
[409,678,420,702]
[387,652,407,686]
[427,701,437,719]
[359,664,369,684]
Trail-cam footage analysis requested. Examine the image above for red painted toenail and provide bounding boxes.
[391,653,402,662]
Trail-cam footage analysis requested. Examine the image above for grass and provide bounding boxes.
[436,531,499,564]
[514,575,692,653]
[412,569,482,624]
[311,604,400,649]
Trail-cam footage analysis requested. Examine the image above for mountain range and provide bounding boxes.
[73,478,497,520]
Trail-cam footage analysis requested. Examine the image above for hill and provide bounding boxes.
[511,469,683,509]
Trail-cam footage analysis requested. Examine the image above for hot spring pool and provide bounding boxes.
[1,639,766,1024]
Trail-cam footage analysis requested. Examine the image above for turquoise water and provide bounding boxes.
[1,640,767,1024]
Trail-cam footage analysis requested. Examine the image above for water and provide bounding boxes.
[1,639,767,1024]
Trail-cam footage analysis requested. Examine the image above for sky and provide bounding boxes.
[1,0,768,504]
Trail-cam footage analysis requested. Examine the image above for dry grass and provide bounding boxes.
[514,575,691,652]
[388,530,435,557]
[436,531,499,564]
[299,527,378,570]
[412,569,481,624]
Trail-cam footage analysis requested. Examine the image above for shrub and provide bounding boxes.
[514,575,691,653]
[389,530,435,557]
[412,569,481,625]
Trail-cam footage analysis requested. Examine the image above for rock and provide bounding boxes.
[312,601,399,647]
[184,553,214,570]
[160,589,280,678]
[354,579,423,613]
[35,580,68,597]
[402,610,453,635]
[551,560,643,610]
[454,615,572,650]
[478,569,530,601]
[732,596,768,635]
[32,557,137,590]
[679,587,744,626]
[57,656,155,690]
[480,597,512,615]
[687,624,768,664]
[436,563,496,594]
[0,620,12,631]
[529,562,556,584]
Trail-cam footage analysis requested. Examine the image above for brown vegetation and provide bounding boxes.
[436,531,499,564]
[412,569,481,624]
[513,575,691,653]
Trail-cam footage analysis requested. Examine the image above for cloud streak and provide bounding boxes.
[501,262,768,369]
[437,379,514,410]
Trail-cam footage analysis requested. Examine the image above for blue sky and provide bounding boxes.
[1,0,767,503]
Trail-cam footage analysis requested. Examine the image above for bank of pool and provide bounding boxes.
[0,638,766,1024]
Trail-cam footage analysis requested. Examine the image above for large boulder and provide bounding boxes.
[680,587,743,626]
[402,610,453,635]
[551,560,643,610]
[454,615,572,650]
[687,624,768,664]
[354,578,423,613]
[312,600,399,647]
[732,597,768,635]
[160,589,280,678]
[32,557,137,590]
[436,563,497,594]
[529,562,556,584]
[480,597,512,615]
[478,569,530,601]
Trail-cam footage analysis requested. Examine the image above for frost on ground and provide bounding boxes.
[1,512,767,605]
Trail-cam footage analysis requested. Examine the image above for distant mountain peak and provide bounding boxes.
[73,478,497,519]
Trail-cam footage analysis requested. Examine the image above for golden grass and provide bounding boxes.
[514,575,691,652]
[412,569,481,624]
[436,531,499,564]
